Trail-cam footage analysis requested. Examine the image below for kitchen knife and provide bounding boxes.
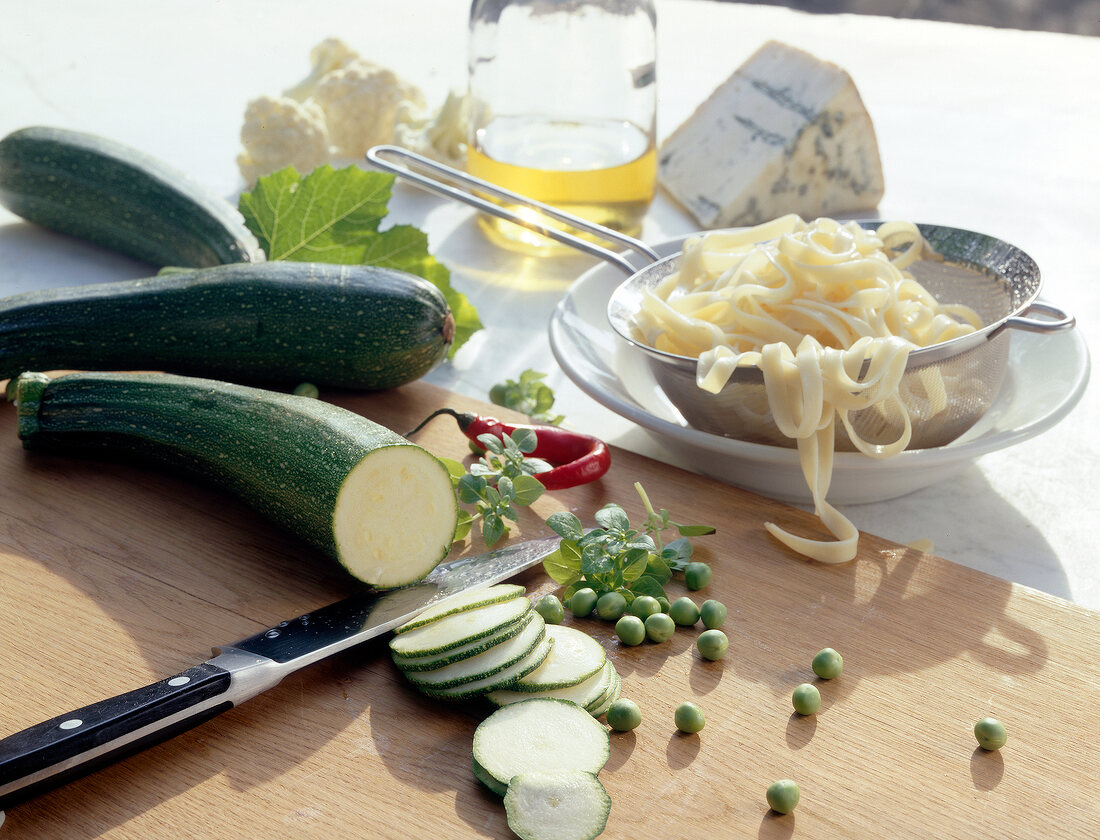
[0,535,561,810]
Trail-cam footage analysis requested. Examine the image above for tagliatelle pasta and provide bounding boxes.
[630,215,982,564]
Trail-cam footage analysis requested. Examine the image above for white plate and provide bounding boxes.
[548,240,1091,505]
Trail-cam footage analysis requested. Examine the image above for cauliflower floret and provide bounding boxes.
[283,38,361,102]
[237,95,331,186]
[393,89,470,167]
[312,61,427,158]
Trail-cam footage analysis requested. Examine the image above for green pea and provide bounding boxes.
[596,591,628,621]
[656,596,670,613]
[645,612,676,643]
[766,779,800,814]
[791,683,820,715]
[292,382,319,399]
[605,698,641,732]
[674,701,706,733]
[696,629,729,661]
[629,595,661,620]
[668,596,700,627]
[699,599,727,629]
[811,647,843,679]
[684,562,712,591]
[533,594,564,625]
[974,717,1007,751]
[615,614,646,646]
[568,587,597,618]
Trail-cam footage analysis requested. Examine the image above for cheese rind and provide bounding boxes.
[658,40,885,228]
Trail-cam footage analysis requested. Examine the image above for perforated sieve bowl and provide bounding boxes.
[606,223,1076,451]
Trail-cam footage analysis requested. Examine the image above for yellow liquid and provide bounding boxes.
[467,117,656,253]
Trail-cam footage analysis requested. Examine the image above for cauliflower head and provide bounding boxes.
[312,61,427,158]
[237,95,331,186]
[283,38,361,102]
[393,89,470,167]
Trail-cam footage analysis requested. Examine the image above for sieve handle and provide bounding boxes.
[1004,300,1076,333]
[365,145,659,276]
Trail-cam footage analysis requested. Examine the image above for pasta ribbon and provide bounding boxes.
[632,217,981,563]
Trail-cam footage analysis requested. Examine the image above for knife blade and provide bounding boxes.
[0,535,561,810]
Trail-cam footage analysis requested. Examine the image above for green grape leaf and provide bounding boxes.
[238,164,481,355]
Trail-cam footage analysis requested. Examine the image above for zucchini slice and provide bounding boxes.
[388,596,532,658]
[504,771,611,840]
[0,125,262,268]
[14,371,456,587]
[487,660,616,713]
[471,698,610,793]
[393,584,526,635]
[509,625,607,692]
[587,668,622,719]
[420,636,553,701]
[390,613,531,672]
[403,613,546,690]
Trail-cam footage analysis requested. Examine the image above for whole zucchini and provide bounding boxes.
[14,371,458,587]
[0,126,263,268]
[0,262,455,389]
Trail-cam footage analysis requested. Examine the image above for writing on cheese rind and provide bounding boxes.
[658,40,885,229]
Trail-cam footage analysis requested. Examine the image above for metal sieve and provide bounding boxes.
[366,146,1076,451]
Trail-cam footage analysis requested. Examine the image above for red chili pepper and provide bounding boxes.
[406,408,610,490]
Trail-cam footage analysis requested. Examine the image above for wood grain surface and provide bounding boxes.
[0,378,1097,839]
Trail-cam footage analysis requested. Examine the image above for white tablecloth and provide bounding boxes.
[2,0,1097,607]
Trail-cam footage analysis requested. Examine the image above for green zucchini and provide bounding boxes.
[13,370,458,587]
[0,262,454,390]
[0,126,262,268]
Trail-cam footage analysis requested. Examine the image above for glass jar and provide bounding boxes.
[467,0,657,252]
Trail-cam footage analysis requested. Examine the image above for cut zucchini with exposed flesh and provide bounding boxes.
[510,625,607,692]
[391,613,531,672]
[504,771,611,840]
[403,613,546,689]
[388,596,531,658]
[393,584,526,635]
[471,698,610,793]
[419,635,553,701]
[13,371,456,587]
[487,659,615,712]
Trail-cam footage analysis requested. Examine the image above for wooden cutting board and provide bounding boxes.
[0,379,1096,839]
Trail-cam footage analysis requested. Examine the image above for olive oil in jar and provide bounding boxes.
[467,115,656,249]
[468,0,657,254]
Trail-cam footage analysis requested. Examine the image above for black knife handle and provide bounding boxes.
[0,662,232,810]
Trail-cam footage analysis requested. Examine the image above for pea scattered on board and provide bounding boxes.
[534,594,564,625]
[644,612,676,643]
[974,717,1007,751]
[699,599,726,629]
[766,779,800,814]
[606,699,642,732]
[568,588,598,618]
[696,629,728,661]
[791,683,821,715]
[811,647,843,679]
[668,596,700,626]
[674,701,706,733]
[615,614,646,646]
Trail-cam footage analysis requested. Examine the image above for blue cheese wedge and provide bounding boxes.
[658,40,884,228]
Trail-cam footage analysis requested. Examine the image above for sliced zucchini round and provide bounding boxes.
[403,613,546,690]
[471,698,610,793]
[509,625,607,692]
[388,596,531,658]
[504,770,611,840]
